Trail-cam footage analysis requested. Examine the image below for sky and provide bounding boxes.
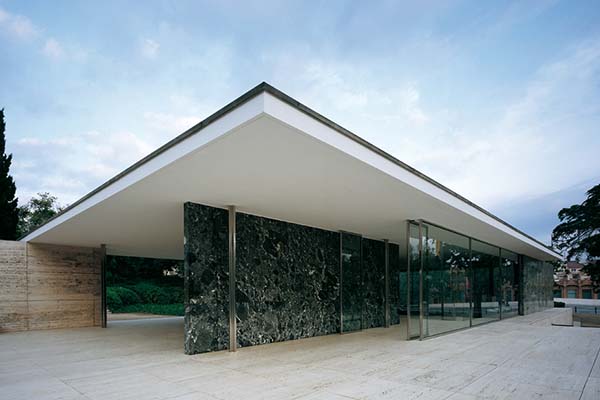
[1,0,599,245]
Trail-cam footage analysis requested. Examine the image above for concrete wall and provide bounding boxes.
[0,240,102,332]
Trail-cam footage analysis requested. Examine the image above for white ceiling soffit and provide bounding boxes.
[21,83,561,261]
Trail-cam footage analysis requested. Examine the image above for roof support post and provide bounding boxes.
[228,206,237,352]
[100,244,107,328]
[384,239,390,328]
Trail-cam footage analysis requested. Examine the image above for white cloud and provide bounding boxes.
[264,40,600,217]
[12,130,154,205]
[42,38,64,59]
[141,38,160,59]
[0,7,38,39]
[143,112,201,133]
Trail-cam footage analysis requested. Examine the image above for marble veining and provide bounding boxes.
[184,202,229,355]
[362,238,386,329]
[235,212,340,347]
[388,242,401,325]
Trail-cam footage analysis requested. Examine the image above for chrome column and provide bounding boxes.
[100,244,107,328]
[228,206,237,352]
[418,222,424,340]
[384,239,390,328]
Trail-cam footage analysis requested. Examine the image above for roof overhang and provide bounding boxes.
[22,83,562,261]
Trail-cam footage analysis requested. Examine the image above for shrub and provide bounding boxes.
[106,286,141,312]
[131,282,171,304]
[106,287,123,311]
[114,286,141,306]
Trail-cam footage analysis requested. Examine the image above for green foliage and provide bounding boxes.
[131,282,173,304]
[106,287,123,311]
[106,286,142,311]
[17,192,64,237]
[582,263,600,294]
[106,255,182,286]
[107,282,182,312]
[112,303,184,316]
[0,109,19,240]
[552,183,600,291]
[113,286,142,306]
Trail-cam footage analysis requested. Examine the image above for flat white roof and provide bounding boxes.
[22,83,561,261]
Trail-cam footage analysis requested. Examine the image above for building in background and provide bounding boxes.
[554,262,598,299]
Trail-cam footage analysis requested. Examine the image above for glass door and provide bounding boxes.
[341,232,363,333]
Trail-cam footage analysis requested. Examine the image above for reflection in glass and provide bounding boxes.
[522,257,553,314]
[500,249,519,318]
[421,224,471,336]
[341,232,362,332]
[471,240,501,325]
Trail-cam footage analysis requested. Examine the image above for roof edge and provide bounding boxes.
[260,83,560,259]
[21,81,562,259]
[20,82,270,241]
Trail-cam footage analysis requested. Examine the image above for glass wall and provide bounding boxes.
[341,232,363,332]
[403,220,552,339]
[471,240,501,325]
[421,224,471,336]
[500,249,519,318]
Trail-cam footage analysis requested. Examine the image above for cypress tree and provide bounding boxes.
[0,109,19,239]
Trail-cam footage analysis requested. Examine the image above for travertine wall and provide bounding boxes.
[0,240,102,332]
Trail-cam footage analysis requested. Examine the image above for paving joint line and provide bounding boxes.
[579,341,600,400]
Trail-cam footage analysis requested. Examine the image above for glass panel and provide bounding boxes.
[421,224,471,337]
[500,249,520,319]
[553,289,562,298]
[583,289,592,299]
[471,240,501,325]
[341,232,362,332]
[407,223,420,339]
[522,257,554,313]
[567,289,577,298]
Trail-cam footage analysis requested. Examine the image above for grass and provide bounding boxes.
[112,303,184,316]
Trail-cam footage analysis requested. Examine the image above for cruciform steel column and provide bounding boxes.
[100,244,107,328]
[228,206,237,352]
[384,239,390,328]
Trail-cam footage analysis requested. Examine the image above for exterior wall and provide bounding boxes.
[522,256,554,315]
[0,240,102,332]
[183,202,556,354]
[183,203,229,355]
[362,238,386,328]
[184,202,391,354]
[388,243,401,325]
[235,212,340,347]
[554,278,599,299]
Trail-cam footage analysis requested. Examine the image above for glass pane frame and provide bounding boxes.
[405,219,535,340]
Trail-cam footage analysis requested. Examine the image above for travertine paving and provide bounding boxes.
[1,309,599,400]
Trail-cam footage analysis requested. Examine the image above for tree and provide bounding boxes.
[552,184,600,292]
[17,192,63,237]
[0,108,19,240]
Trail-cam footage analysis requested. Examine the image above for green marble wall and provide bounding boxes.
[183,202,230,355]
[388,243,401,325]
[184,202,397,354]
[235,213,340,347]
[362,238,386,328]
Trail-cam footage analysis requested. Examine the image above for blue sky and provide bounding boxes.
[1,0,599,244]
